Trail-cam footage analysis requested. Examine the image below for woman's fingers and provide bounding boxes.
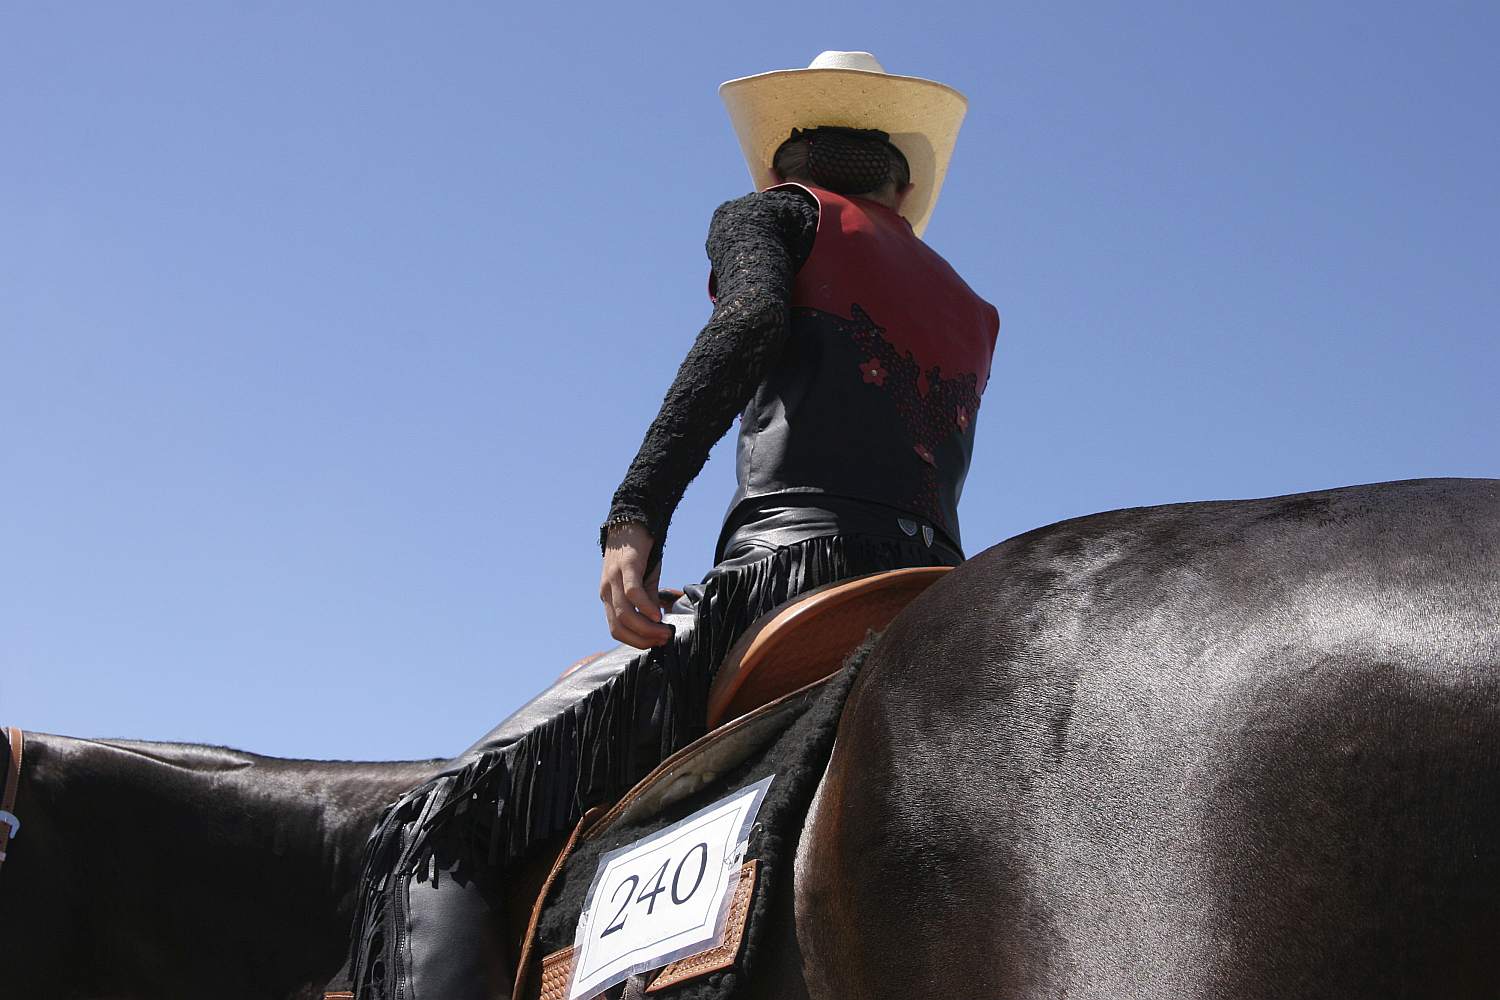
[603,577,671,649]
[623,578,662,623]
[603,579,644,646]
[622,579,671,644]
[617,608,670,648]
[611,601,669,648]
[599,521,670,647]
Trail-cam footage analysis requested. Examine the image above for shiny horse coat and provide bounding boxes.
[796,478,1500,999]
[0,735,438,999]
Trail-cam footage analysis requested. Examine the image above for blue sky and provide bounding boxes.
[4,3,1496,761]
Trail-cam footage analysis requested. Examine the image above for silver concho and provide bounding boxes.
[897,517,918,537]
[921,525,934,547]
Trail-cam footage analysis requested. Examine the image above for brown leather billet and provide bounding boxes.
[0,726,24,872]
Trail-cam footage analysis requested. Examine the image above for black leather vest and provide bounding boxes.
[720,183,1000,552]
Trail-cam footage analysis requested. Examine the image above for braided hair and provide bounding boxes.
[772,126,910,197]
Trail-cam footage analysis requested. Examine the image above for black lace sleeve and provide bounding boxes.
[600,188,819,568]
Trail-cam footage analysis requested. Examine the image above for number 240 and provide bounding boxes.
[600,843,710,937]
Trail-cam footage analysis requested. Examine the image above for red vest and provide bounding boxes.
[723,183,1000,550]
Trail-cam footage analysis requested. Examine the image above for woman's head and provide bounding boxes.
[772,126,912,206]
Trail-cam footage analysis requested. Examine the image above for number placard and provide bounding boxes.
[568,775,774,1000]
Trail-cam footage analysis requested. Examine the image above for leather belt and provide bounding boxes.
[1,726,23,876]
[715,494,964,566]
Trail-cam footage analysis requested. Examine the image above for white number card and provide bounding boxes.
[567,774,774,1000]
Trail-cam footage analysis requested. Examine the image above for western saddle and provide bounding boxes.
[562,566,950,728]
[322,566,953,999]
[707,564,950,726]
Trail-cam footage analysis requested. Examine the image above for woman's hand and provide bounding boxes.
[600,523,673,649]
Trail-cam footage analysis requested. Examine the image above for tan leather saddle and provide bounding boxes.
[507,566,951,999]
[325,566,952,1000]
[561,566,951,731]
[706,565,950,727]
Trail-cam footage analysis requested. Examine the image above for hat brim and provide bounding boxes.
[719,67,967,238]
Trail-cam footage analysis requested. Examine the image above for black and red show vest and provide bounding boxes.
[719,182,1000,551]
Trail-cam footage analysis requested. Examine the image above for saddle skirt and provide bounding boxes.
[517,669,848,999]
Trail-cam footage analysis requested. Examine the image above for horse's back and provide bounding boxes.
[798,478,1500,999]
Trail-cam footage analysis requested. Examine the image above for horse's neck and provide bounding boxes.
[11,733,440,999]
[89,736,438,873]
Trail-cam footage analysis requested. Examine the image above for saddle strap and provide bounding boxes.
[0,726,23,871]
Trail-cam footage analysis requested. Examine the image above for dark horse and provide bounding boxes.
[796,476,1500,998]
[4,478,1497,998]
[0,736,438,999]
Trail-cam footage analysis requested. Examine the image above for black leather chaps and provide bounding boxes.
[348,499,961,1000]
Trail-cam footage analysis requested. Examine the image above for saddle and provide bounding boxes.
[559,566,951,729]
[507,566,952,998]
[706,565,950,727]
[321,566,952,1000]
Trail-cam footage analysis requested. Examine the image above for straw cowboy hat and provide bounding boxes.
[719,50,968,238]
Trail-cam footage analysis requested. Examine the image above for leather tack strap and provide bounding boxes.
[0,726,24,872]
[513,806,607,1000]
[538,946,575,1000]
[647,860,759,991]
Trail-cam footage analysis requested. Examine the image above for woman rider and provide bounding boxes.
[349,50,1000,999]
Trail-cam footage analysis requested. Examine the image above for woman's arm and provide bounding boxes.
[598,188,817,648]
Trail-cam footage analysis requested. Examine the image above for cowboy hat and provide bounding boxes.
[719,51,968,238]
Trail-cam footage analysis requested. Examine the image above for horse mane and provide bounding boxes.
[77,735,442,773]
